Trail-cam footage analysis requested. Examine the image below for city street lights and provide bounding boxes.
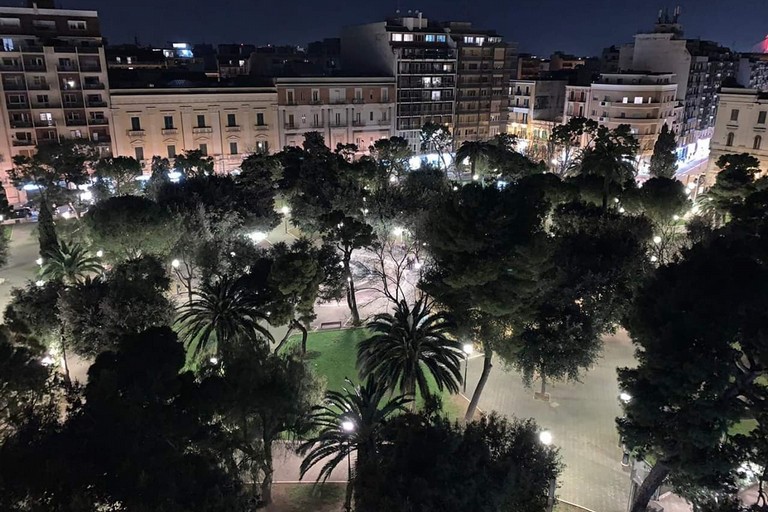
[35,257,43,266]
[249,231,268,243]
[539,429,556,512]
[171,259,180,269]
[341,420,356,512]
[462,343,474,393]
[539,430,553,446]
[280,205,290,234]
[96,250,104,258]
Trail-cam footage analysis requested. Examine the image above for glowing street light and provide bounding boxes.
[35,257,43,266]
[280,205,290,215]
[472,174,479,181]
[35,280,44,287]
[209,356,219,365]
[619,207,626,213]
[41,354,55,366]
[341,419,356,512]
[653,236,662,244]
[539,430,553,446]
[650,255,658,262]
[171,259,180,269]
[61,211,71,220]
[96,250,104,258]
[619,391,632,403]
[341,420,355,433]
[673,214,680,221]
[249,231,268,243]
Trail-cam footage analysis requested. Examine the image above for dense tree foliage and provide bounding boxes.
[92,155,143,197]
[649,123,678,178]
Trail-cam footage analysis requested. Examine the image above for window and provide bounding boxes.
[633,97,643,104]
[0,18,20,27]
[255,140,268,154]
[730,109,739,122]
[196,114,206,128]
[381,88,389,102]
[726,132,734,146]
[335,113,341,125]
[38,112,52,126]
[67,20,87,30]
[403,34,414,42]
[130,116,141,131]
[287,114,294,127]
[286,90,294,104]
[256,113,265,126]
[229,142,238,155]
[199,143,208,156]
[163,115,174,129]
[356,112,361,123]
[622,97,628,104]
[167,145,176,158]
[431,91,441,101]
[7,94,24,104]
[36,94,49,104]
[391,33,403,42]
[425,34,436,42]
[754,136,762,150]
[134,147,144,161]
[227,113,237,127]
[463,36,475,44]
[436,34,447,42]
[311,89,320,102]
[354,88,362,100]
[759,111,767,125]
[369,111,373,121]
[32,20,55,30]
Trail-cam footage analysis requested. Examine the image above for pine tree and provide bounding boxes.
[0,187,12,220]
[37,199,59,259]
[649,123,678,178]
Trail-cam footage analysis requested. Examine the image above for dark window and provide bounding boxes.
[197,114,206,128]
[730,109,739,122]
[227,113,236,127]
[199,143,208,155]
[256,113,265,126]
[754,135,762,150]
[130,116,141,131]
[163,115,174,129]
[229,142,238,155]
[134,146,144,161]
[758,111,767,125]
[167,144,176,158]
[726,132,734,146]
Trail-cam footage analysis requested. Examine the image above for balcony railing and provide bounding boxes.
[83,82,105,89]
[192,126,213,134]
[86,101,107,107]
[12,139,34,146]
[65,118,87,126]
[7,103,30,110]
[0,63,22,71]
[27,83,49,90]
[284,123,296,129]
[352,98,364,104]
[24,63,46,71]
[225,125,240,132]
[63,102,85,109]
[161,128,178,135]
[88,118,108,125]
[254,124,269,130]
[10,120,32,128]
[126,129,145,137]
[57,64,79,72]
[32,103,61,109]
[79,65,102,72]
[34,120,56,127]
[2,83,25,90]
[309,99,322,105]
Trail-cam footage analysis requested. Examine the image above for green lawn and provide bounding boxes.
[267,483,345,512]
[284,328,465,420]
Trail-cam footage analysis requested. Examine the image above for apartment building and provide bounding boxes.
[342,15,457,152]
[737,53,768,91]
[275,77,395,151]
[0,2,110,203]
[617,9,737,160]
[550,52,585,71]
[706,87,768,183]
[507,79,566,152]
[444,22,514,146]
[564,72,681,172]
[109,85,278,174]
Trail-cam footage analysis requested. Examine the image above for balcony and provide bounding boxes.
[34,120,56,128]
[32,103,61,109]
[225,125,240,132]
[21,46,44,54]
[64,102,85,109]
[192,126,213,134]
[77,47,100,54]
[88,118,108,125]
[57,64,79,72]
[352,98,364,104]
[24,63,46,72]
[83,82,105,90]
[86,100,107,107]
[53,46,77,53]
[27,83,49,90]
[7,103,30,110]
[330,98,347,104]
[10,120,32,128]
[254,124,269,130]
[161,128,178,135]
[2,83,25,90]
[126,129,145,137]
[309,100,322,105]
[0,63,22,71]
[65,118,87,126]
[79,64,102,73]
[284,123,297,130]
[329,121,347,128]
[310,123,324,128]
[12,139,34,146]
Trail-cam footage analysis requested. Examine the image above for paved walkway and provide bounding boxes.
[0,222,39,322]
[463,330,636,512]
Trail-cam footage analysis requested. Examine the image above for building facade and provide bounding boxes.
[444,22,514,147]
[508,79,566,155]
[706,87,768,183]
[109,86,278,174]
[275,77,395,151]
[0,3,110,203]
[737,53,768,91]
[564,72,681,172]
[617,10,737,160]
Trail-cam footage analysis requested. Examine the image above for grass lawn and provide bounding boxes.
[266,483,345,512]
[284,328,465,420]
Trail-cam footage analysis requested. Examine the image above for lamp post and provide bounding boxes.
[341,420,356,512]
[462,343,474,393]
[539,430,556,512]
[280,205,290,234]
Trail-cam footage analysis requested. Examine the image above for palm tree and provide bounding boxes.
[357,299,463,403]
[298,378,411,511]
[176,275,273,360]
[456,140,494,181]
[39,240,103,285]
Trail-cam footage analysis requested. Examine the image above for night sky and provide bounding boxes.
[33,0,768,55]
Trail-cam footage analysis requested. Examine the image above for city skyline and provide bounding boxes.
[34,0,768,55]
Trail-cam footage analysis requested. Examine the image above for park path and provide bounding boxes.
[0,222,38,322]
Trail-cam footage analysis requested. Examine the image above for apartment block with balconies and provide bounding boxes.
[0,3,111,203]
[109,86,278,174]
[275,77,395,151]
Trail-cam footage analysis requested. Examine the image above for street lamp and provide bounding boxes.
[96,250,104,258]
[171,259,180,269]
[462,343,474,393]
[653,235,662,244]
[619,391,632,403]
[392,226,405,243]
[539,430,553,446]
[35,257,43,266]
[341,420,356,512]
[280,206,290,234]
[35,280,44,287]
[209,356,219,365]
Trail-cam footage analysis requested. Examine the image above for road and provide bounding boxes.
[0,222,39,322]
[463,330,636,512]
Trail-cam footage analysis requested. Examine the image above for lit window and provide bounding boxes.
[391,33,403,42]
[425,34,436,42]
[436,35,447,42]
[403,34,414,42]
[633,97,643,104]
[67,20,87,30]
